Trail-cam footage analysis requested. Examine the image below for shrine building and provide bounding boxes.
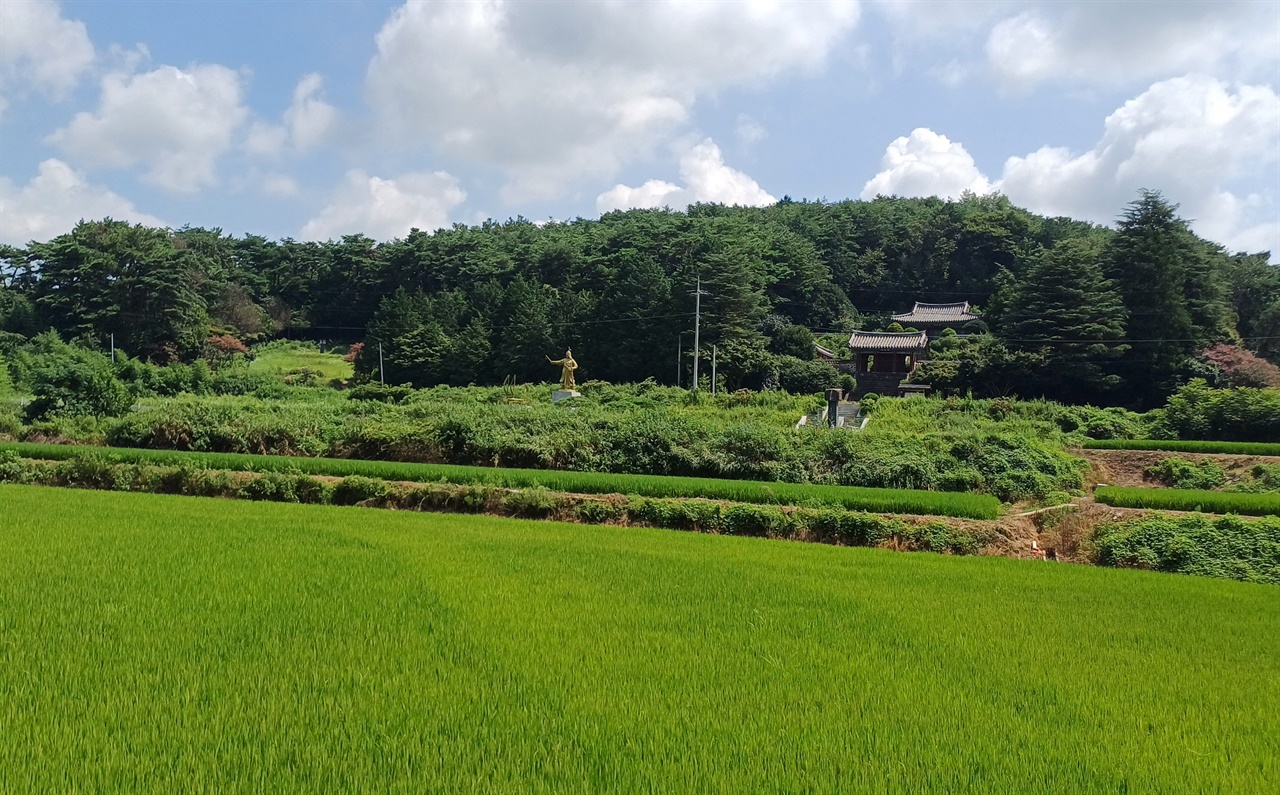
[890,301,980,338]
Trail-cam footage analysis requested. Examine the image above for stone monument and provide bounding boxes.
[547,349,581,402]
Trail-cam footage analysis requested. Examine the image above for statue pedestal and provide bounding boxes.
[552,390,581,403]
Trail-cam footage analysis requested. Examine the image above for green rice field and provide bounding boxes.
[247,343,353,381]
[0,442,1002,518]
[1083,439,1280,456]
[1,485,1276,792]
[1095,485,1280,516]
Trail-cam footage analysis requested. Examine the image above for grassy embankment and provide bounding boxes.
[2,485,1277,792]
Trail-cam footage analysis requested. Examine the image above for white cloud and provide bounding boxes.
[984,2,1280,89]
[864,76,1280,257]
[246,73,338,157]
[877,1,1280,90]
[48,64,249,193]
[0,0,95,115]
[736,114,768,147]
[999,75,1280,253]
[597,138,775,213]
[260,173,299,198]
[366,0,859,202]
[860,128,994,200]
[0,159,165,244]
[300,170,466,241]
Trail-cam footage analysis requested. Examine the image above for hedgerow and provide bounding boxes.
[1,442,1001,518]
[0,454,994,555]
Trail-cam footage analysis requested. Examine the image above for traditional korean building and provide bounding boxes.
[845,330,929,398]
[890,301,980,338]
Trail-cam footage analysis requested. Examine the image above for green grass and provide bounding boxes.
[1095,486,1280,516]
[1083,438,1280,456]
[1,486,1276,792]
[0,442,1002,518]
[248,344,353,381]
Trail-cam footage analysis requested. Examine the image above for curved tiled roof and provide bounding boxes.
[847,330,929,353]
[891,301,980,325]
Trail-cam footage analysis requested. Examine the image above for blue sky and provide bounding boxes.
[1,0,1277,259]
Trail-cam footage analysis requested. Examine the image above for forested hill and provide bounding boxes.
[2,191,1276,407]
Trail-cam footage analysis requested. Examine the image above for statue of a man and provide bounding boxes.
[546,348,578,390]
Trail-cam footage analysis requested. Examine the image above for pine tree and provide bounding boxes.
[1104,190,1228,404]
[1003,238,1128,401]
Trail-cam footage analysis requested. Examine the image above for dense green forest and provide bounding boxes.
[2,190,1276,408]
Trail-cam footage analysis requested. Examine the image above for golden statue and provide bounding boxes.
[546,348,579,390]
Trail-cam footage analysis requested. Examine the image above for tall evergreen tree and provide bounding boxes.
[1104,190,1227,405]
[1003,239,1128,402]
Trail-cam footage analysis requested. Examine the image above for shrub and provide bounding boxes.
[24,341,131,421]
[0,449,30,483]
[1095,514,1280,584]
[775,355,840,395]
[1154,380,1280,442]
[238,472,300,502]
[331,475,389,506]
[347,383,415,403]
[500,486,561,518]
[1145,457,1227,491]
[575,499,625,524]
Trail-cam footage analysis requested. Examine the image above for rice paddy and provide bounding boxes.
[0,442,1002,518]
[1083,439,1280,456]
[2,485,1276,792]
[1095,485,1280,516]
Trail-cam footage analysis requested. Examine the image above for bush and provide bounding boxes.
[0,449,30,483]
[775,355,840,395]
[1145,457,1227,490]
[348,383,415,403]
[24,339,131,421]
[331,475,389,506]
[1155,380,1280,442]
[238,472,300,502]
[1095,514,1280,584]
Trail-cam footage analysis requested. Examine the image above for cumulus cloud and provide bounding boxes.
[597,138,775,213]
[366,0,859,202]
[863,76,1280,257]
[860,128,994,200]
[999,75,1280,251]
[0,159,165,244]
[246,73,338,157]
[876,1,1279,90]
[48,63,249,193]
[984,2,1279,89]
[300,170,466,242]
[0,0,95,115]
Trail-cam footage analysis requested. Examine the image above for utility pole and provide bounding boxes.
[676,336,682,388]
[691,275,705,390]
[110,333,115,363]
[378,342,385,384]
[711,345,717,396]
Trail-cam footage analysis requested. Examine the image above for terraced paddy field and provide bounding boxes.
[2,486,1277,792]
